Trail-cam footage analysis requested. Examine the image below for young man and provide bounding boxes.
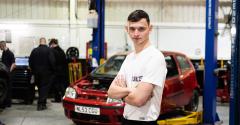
[0,41,15,108]
[107,10,167,125]
[29,37,56,111]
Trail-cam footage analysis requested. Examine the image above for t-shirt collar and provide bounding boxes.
[133,44,153,56]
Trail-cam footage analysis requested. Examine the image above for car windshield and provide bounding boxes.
[92,55,126,76]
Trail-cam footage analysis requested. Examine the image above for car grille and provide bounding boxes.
[78,94,107,102]
[71,111,110,123]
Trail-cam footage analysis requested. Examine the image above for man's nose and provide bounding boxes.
[133,29,140,36]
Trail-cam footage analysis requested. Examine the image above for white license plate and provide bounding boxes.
[75,105,100,115]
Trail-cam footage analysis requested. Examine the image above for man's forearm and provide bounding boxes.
[124,93,145,107]
[124,83,154,107]
[107,85,131,99]
[10,63,16,72]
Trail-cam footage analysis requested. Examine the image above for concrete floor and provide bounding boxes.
[0,99,73,125]
[0,96,229,125]
[198,96,230,125]
[216,103,229,125]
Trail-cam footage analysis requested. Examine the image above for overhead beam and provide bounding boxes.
[54,0,232,7]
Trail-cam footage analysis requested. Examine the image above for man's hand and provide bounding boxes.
[124,82,154,107]
[107,74,130,99]
[114,75,127,88]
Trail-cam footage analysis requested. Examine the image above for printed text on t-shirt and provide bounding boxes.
[132,76,143,82]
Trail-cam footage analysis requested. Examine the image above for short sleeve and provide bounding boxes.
[117,56,127,76]
[141,55,167,87]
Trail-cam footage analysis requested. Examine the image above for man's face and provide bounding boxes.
[49,44,53,48]
[40,38,46,44]
[126,18,152,45]
[49,44,57,48]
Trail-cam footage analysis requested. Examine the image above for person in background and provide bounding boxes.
[49,38,68,102]
[29,37,55,111]
[108,10,167,125]
[0,41,15,108]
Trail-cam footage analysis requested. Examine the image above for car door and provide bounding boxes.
[163,55,185,108]
[175,55,196,105]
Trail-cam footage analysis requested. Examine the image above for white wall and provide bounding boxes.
[156,23,231,60]
[106,23,232,60]
[0,21,92,58]
[0,0,232,60]
[0,21,232,60]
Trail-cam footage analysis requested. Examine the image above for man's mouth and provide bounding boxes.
[133,38,141,40]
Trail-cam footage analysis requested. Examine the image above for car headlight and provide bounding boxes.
[106,97,123,103]
[64,87,77,99]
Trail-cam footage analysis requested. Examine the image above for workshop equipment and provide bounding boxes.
[158,110,202,125]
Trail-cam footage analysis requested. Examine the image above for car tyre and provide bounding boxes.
[184,89,199,111]
[0,78,8,104]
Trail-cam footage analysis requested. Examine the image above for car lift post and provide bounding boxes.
[92,0,105,64]
[230,0,240,125]
[204,0,220,124]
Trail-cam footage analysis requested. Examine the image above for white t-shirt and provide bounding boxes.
[118,45,167,121]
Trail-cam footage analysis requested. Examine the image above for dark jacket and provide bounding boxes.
[52,46,68,76]
[1,48,15,70]
[29,45,55,75]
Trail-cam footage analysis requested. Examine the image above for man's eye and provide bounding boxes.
[138,27,146,32]
[129,27,146,32]
[129,27,136,32]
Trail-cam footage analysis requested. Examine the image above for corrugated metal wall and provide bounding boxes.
[103,0,231,23]
[0,0,230,23]
[0,0,232,24]
[0,0,69,20]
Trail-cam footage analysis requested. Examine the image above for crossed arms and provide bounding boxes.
[107,75,154,107]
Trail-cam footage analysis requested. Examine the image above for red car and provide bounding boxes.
[63,51,199,125]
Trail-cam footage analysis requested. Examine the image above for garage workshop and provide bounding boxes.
[0,0,239,125]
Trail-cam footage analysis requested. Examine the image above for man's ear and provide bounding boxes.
[125,25,129,33]
[149,25,153,32]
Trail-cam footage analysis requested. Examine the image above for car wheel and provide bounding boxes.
[0,78,8,104]
[184,89,199,111]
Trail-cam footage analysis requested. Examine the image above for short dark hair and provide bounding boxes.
[127,10,150,24]
[0,41,6,46]
[49,38,58,45]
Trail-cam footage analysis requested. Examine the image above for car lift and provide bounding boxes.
[203,0,220,124]
[157,0,240,124]
[156,0,220,124]
[91,0,105,65]
[157,111,202,125]
[229,0,240,125]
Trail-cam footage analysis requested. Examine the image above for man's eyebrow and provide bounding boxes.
[129,26,146,28]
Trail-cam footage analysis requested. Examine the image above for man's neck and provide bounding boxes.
[39,43,46,46]
[134,41,150,54]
